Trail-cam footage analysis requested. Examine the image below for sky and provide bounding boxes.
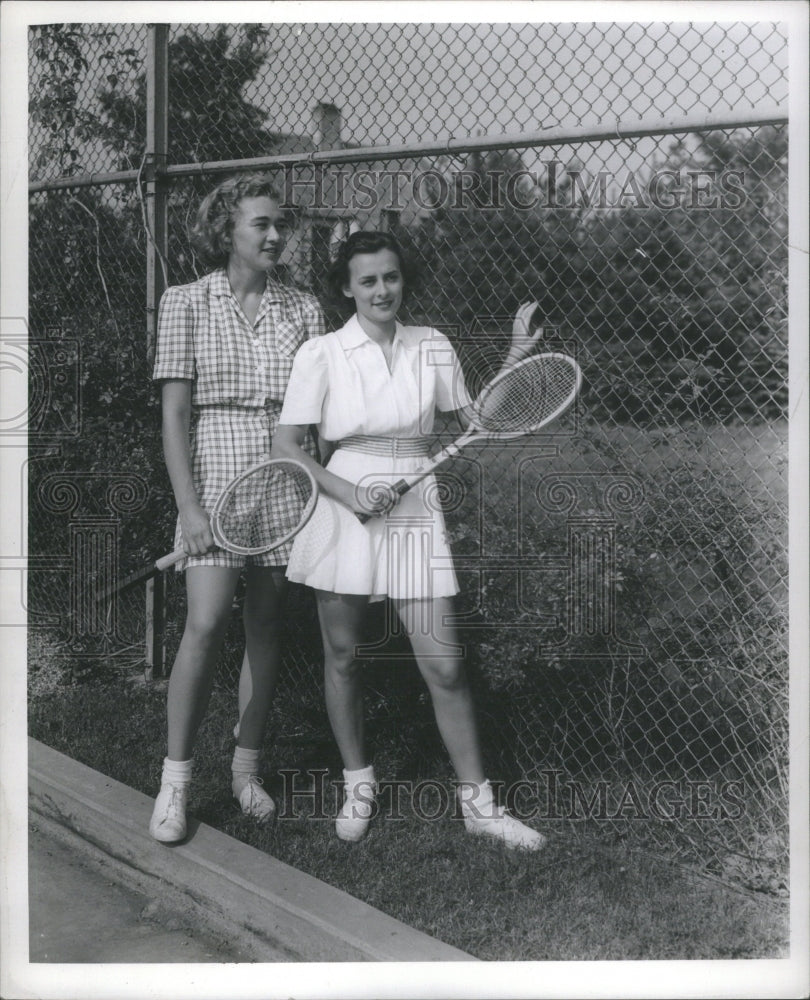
[243,20,788,147]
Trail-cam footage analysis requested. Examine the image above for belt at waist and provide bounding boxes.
[194,400,282,414]
[336,435,432,457]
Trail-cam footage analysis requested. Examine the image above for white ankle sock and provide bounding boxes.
[232,746,260,772]
[232,747,261,794]
[343,764,376,789]
[161,757,192,786]
[458,778,496,817]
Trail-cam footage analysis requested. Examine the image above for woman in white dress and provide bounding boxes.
[273,231,545,849]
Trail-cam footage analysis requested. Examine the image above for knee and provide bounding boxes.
[184,609,230,646]
[323,633,362,678]
[422,658,466,691]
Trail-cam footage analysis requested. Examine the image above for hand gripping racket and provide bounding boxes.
[103,457,318,597]
[357,352,581,521]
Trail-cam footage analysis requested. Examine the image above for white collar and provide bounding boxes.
[335,314,413,353]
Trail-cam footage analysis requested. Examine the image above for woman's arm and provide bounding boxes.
[272,425,397,517]
[504,300,544,368]
[451,301,545,431]
[161,380,215,554]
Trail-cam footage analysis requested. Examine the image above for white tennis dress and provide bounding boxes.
[279,315,471,601]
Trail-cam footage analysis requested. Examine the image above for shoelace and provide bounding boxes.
[240,775,275,816]
[245,775,265,802]
[157,785,186,826]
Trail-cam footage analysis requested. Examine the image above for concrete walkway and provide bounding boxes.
[29,818,249,963]
[28,739,475,964]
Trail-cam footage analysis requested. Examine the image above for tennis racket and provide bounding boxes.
[356,352,581,522]
[103,457,318,597]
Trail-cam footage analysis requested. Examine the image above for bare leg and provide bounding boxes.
[316,590,369,771]
[394,597,545,850]
[166,566,242,761]
[236,565,286,750]
[393,596,486,785]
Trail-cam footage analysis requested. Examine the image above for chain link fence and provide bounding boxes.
[27,21,789,894]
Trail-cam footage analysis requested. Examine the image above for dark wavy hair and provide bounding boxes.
[191,173,286,268]
[326,230,417,308]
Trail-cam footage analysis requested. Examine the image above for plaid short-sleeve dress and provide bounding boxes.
[152,269,325,568]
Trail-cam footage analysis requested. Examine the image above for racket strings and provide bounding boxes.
[215,461,315,554]
[474,356,580,433]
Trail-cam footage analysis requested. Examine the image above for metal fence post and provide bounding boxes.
[144,573,166,681]
[145,23,169,367]
[144,24,169,678]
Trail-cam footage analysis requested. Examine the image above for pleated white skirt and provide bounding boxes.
[286,448,459,601]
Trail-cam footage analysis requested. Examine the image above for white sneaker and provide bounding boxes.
[459,783,546,852]
[235,775,276,823]
[149,783,189,843]
[463,805,547,851]
[335,771,377,842]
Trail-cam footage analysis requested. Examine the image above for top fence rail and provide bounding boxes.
[29,106,789,193]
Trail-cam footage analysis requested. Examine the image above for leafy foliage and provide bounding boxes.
[30,24,132,176]
[94,25,276,169]
[410,131,788,421]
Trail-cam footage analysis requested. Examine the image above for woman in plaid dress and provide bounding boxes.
[273,231,546,850]
[149,174,325,843]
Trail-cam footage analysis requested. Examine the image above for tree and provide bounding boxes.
[93,24,277,170]
[408,128,787,420]
[576,127,788,419]
[410,148,583,370]
[91,25,286,284]
[27,24,289,574]
[30,24,140,177]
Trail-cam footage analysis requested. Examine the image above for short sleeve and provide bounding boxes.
[152,286,195,381]
[431,332,472,412]
[278,337,329,426]
[302,295,326,342]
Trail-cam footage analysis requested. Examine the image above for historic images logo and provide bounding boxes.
[275,769,746,823]
[281,162,748,214]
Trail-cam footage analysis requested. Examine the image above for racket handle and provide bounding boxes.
[155,548,188,572]
[354,478,411,524]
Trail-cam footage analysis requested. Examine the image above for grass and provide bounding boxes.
[28,669,789,962]
[26,417,790,959]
